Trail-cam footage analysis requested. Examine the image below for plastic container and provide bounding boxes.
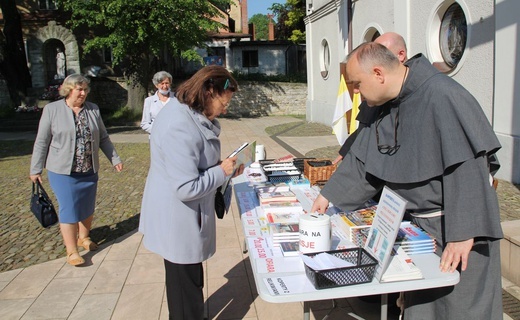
[299,214,331,254]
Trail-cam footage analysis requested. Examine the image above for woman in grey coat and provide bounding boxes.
[30,74,123,266]
[139,66,238,319]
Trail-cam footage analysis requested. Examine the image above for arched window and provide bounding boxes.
[320,39,330,79]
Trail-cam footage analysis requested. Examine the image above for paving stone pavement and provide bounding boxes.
[0,116,519,320]
[0,117,519,273]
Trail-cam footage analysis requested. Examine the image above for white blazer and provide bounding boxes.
[139,97,227,264]
[140,92,171,134]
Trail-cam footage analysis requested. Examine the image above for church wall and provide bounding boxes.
[305,0,518,183]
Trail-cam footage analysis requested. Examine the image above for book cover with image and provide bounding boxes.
[280,241,300,257]
[395,222,436,245]
[269,222,300,237]
[266,212,301,224]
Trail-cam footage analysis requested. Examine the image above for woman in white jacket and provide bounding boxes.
[139,66,238,319]
[140,71,173,134]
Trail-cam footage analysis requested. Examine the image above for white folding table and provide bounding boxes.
[232,175,460,320]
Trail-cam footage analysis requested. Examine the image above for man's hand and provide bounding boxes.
[332,154,343,165]
[440,238,474,272]
[311,194,329,213]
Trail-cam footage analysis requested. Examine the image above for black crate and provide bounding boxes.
[259,159,302,184]
[265,171,302,184]
[304,248,378,290]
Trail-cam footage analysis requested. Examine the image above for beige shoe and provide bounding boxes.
[67,251,85,266]
[77,237,98,251]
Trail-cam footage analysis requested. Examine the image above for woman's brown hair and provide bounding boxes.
[175,65,238,113]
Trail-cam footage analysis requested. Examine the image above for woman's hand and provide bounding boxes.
[114,163,123,172]
[29,174,42,184]
[220,156,237,176]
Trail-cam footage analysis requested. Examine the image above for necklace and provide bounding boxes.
[375,67,408,155]
[396,66,408,98]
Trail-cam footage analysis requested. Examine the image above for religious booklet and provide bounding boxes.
[279,241,300,257]
[363,186,408,282]
[395,221,436,255]
[221,141,256,212]
[395,221,436,245]
[380,246,423,282]
[257,190,298,204]
[266,212,301,224]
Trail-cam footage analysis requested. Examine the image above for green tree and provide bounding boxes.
[56,0,231,112]
[249,14,269,40]
[270,0,305,43]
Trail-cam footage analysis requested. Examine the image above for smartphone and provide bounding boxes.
[228,142,249,158]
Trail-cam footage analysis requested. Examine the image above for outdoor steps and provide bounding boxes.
[501,220,520,286]
[0,112,41,132]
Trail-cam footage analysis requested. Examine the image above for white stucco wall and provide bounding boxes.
[494,0,520,183]
[305,1,349,125]
[351,0,495,119]
[230,45,288,75]
[305,0,519,183]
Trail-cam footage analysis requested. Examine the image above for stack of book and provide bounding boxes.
[395,221,436,254]
[257,186,303,218]
[268,222,300,246]
[334,204,377,247]
[257,190,298,205]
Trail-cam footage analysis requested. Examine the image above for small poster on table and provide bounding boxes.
[363,186,408,281]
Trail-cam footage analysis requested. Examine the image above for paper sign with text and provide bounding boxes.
[363,186,408,281]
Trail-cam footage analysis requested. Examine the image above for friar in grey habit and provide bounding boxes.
[312,42,503,319]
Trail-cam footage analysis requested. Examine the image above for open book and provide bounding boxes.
[380,246,423,282]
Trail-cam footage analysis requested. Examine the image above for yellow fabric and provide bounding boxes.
[332,74,352,145]
[349,92,361,134]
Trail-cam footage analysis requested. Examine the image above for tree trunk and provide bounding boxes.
[124,55,149,114]
[125,72,147,114]
[0,0,32,108]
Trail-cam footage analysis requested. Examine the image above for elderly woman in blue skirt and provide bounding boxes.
[30,74,123,266]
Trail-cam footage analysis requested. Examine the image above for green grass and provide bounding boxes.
[265,120,334,137]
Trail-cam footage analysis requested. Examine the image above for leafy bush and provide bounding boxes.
[102,106,142,126]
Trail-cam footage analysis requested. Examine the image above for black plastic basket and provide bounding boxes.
[292,157,316,173]
[265,171,302,184]
[259,159,302,184]
[304,248,378,290]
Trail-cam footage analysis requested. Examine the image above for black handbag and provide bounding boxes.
[30,181,58,228]
[215,186,226,219]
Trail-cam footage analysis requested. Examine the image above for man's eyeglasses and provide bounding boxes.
[375,107,400,155]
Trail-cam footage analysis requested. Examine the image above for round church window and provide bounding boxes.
[439,3,467,68]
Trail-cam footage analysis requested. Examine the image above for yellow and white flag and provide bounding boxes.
[349,92,361,134]
[332,74,352,145]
